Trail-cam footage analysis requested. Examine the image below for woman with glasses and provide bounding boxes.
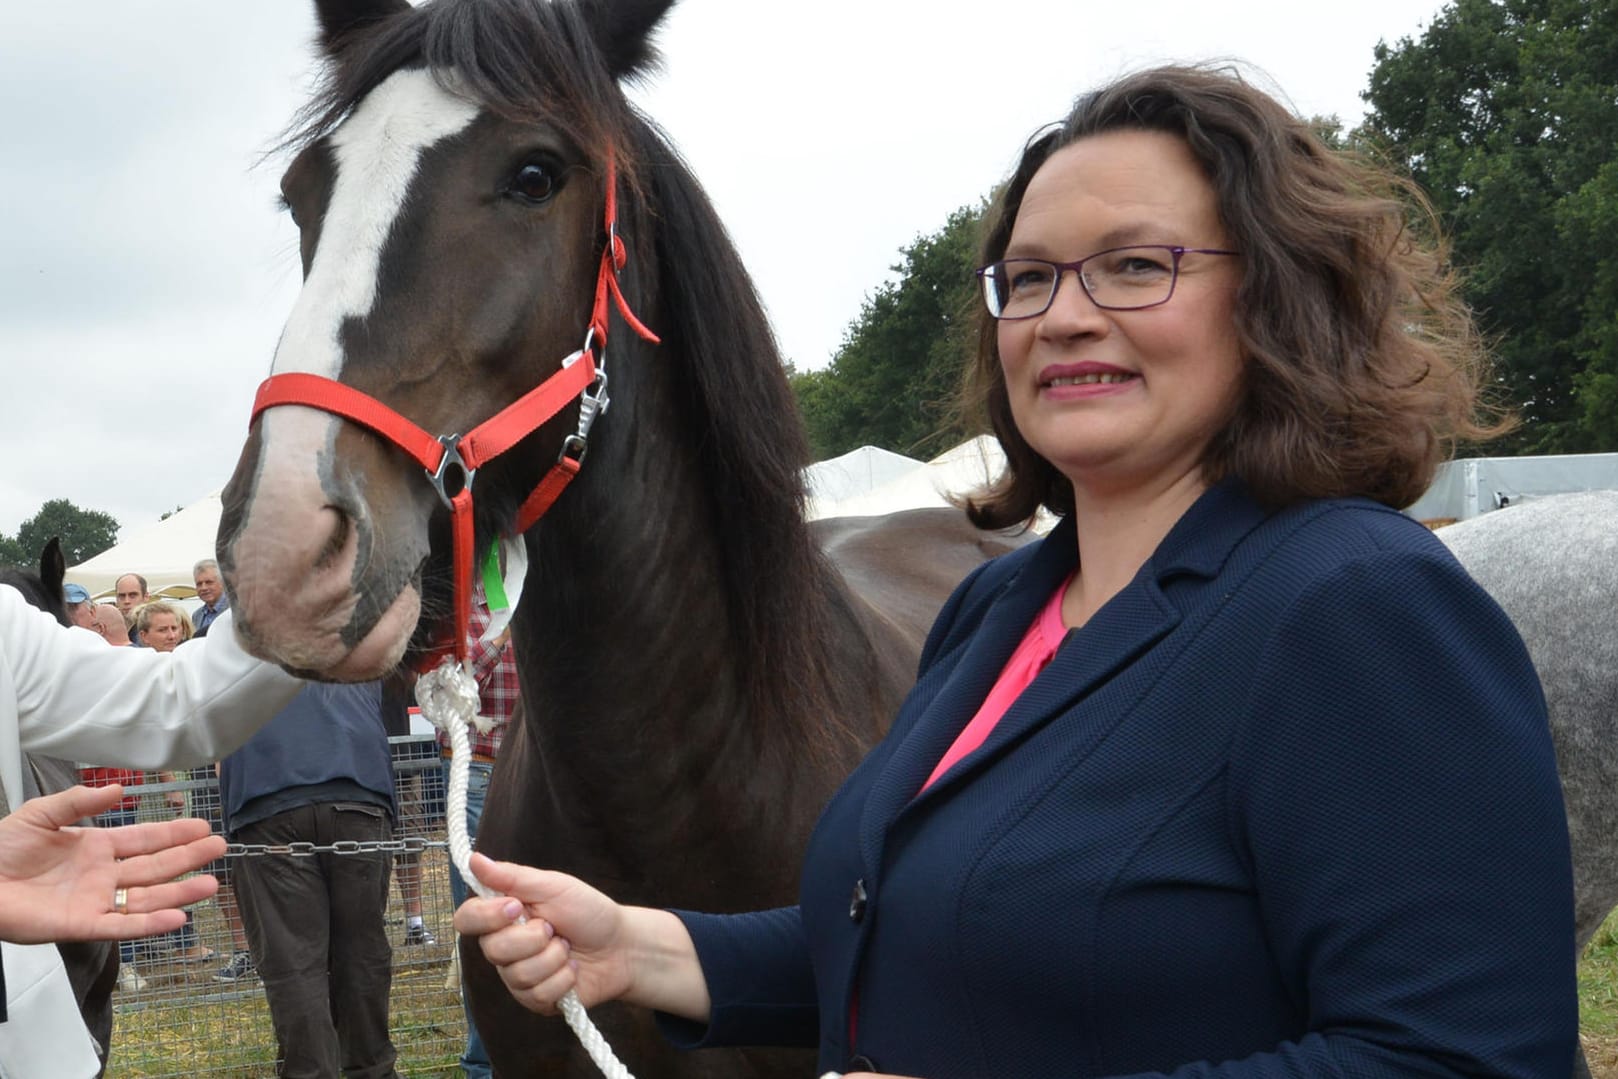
[456,65,1575,1078]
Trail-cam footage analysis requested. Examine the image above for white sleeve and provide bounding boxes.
[0,584,303,771]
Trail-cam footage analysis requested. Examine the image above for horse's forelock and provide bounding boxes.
[285,0,659,168]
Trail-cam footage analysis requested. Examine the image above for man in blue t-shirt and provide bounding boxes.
[219,682,400,1079]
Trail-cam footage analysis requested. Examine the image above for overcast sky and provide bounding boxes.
[0,0,1445,544]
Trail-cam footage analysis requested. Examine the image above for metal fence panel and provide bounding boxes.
[102,736,466,1077]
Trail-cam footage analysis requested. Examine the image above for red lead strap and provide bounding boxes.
[247,150,657,666]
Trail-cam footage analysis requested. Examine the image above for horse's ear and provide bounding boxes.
[313,0,412,55]
[38,538,65,596]
[579,0,677,79]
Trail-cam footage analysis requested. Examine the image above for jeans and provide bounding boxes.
[443,760,492,1078]
[233,802,400,1079]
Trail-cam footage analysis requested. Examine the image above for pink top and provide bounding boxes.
[920,572,1074,792]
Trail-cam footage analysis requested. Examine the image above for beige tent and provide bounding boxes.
[67,490,222,598]
[806,436,1056,534]
[802,445,926,519]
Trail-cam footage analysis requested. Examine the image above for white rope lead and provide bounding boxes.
[418,659,637,1079]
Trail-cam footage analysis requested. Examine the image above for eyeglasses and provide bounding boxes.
[976,245,1240,320]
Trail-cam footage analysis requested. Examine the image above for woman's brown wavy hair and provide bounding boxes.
[963,64,1509,530]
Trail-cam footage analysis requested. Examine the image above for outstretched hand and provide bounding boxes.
[0,784,224,944]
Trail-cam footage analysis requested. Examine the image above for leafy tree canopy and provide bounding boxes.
[0,535,27,571]
[5,499,120,568]
[795,2,1617,463]
[792,205,987,461]
[1359,0,1618,452]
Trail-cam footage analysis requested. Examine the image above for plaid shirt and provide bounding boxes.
[435,588,519,760]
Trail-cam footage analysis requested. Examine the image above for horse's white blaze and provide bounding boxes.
[234,70,478,675]
[265,68,479,455]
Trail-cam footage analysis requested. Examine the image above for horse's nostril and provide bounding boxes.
[313,505,355,570]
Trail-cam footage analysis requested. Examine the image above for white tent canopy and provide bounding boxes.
[809,436,1003,519]
[67,490,223,598]
[802,445,925,516]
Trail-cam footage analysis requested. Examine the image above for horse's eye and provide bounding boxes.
[277,194,302,228]
[508,161,558,204]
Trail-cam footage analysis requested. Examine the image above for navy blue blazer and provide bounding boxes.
[669,482,1576,1077]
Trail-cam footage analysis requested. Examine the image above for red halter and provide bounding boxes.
[248,152,659,667]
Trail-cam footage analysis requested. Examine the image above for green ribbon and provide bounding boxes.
[479,540,510,611]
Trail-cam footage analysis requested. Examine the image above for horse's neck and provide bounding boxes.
[512,382,879,828]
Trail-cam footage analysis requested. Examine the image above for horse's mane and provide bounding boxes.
[628,118,866,741]
[293,0,863,741]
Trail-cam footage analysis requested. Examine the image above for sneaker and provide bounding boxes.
[403,923,437,946]
[213,952,256,983]
[116,964,148,993]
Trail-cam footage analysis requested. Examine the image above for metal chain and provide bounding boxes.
[224,836,447,858]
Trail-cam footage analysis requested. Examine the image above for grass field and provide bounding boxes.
[104,900,1618,1076]
[1583,907,1618,1077]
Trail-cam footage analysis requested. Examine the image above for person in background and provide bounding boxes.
[190,560,229,639]
[455,64,1575,1078]
[381,677,435,952]
[112,574,149,646]
[90,605,129,647]
[187,563,251,984]
[438,584,516,1079]
[207,757,257,985]
[132,602,215,966]
[62,584,96,631]
[136,603,197,821]
[133,602,191,657]
[0,580,302,1076]
[77,757,148,993]
[219,682,402,1079]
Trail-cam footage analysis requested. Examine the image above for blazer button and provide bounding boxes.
[849,878,868,923]
[848,1054,876,1072]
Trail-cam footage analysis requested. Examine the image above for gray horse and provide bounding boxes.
[1440,490,1617,1076]
[1440,490,1618,952]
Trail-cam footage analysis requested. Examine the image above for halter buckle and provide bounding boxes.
[577,368,609,435]
[558,433,589,464]
[428,434,477,510]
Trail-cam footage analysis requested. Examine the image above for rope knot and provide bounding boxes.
[416,659,493,735]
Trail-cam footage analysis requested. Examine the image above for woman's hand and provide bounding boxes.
[0,784,223,944]
[454,853,637,1015]
[454,852,711,1022]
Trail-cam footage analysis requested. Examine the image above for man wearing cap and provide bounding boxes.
[62,584,95,631]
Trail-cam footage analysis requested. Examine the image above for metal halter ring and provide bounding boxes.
[113,887,129,914]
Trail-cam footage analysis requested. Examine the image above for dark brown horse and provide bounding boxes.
[215,1,1022,1074]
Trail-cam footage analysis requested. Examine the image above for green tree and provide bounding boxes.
[13,499,119,566]
[0,534,27,570]
[792,204,986,460]
[1360,0,1618,452]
